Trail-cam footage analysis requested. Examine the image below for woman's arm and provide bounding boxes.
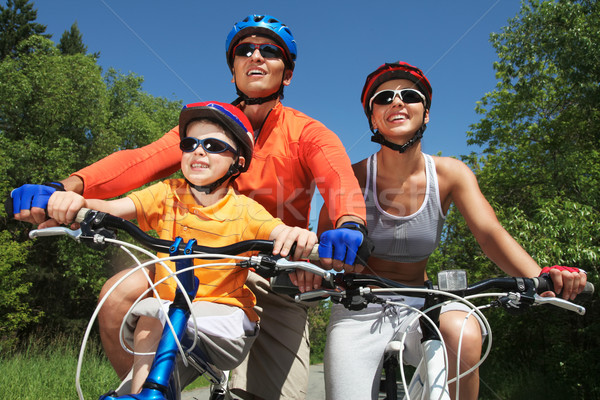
[443,157,540,276]
[442,157,586,298]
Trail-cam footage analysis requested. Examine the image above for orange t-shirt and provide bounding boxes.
[128,180,283,321]
[75,103,366,228]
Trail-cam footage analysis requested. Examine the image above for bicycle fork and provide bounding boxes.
[405,282,450,400]
[100,238,199,400]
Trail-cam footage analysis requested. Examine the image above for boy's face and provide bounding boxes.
[231,35,293,99]
[181,120,243,188]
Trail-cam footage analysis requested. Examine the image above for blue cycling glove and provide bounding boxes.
[318,222,374,266]
[5,182,65,215]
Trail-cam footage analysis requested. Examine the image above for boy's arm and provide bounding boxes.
[47,191,136,225]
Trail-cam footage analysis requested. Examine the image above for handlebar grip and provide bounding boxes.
[308,244,319,261]
[75,207,92,223]
[535,275,595,295]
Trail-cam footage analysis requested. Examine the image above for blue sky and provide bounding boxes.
[33,0,523,223]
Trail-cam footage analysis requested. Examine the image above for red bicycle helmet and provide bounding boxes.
[361,62,433,153]
[179,101,254,172]
[361,62,432,118]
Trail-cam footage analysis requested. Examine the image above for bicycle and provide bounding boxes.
[30,208,594,400]
[270,267,594,400]
[28,208,325,400]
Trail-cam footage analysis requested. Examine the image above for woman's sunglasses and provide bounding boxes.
[180,137,238,155]
[369,89,426,110]
[233,42,286,60]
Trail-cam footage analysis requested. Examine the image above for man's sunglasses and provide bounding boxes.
[233,42,286,60]
[369,89,426,110]
[180,137,238,155]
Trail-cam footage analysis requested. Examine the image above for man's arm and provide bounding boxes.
[10,128,181,226]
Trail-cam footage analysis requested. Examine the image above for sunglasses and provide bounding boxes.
[369,89,426,110]
[180,137,238,155]
[233,42,286,60]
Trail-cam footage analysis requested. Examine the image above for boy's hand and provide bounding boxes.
[289,270,323,293]
[47,191,86,226]
[271,225,318,260]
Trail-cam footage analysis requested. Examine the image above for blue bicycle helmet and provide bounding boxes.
[226,14,297,71]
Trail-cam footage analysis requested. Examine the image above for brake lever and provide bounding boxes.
[533,294,586,316]
[29,227,82,241]
[295,289,341,302]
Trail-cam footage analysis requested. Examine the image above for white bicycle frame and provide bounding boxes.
[294,269,588,400]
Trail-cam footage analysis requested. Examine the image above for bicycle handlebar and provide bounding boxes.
[73,207,289,256]
[294,271,594,315]
[30,207,593,313]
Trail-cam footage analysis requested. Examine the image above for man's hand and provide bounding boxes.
[318,222,373,272]
[7,183,64,225]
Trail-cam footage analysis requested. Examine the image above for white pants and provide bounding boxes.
[115,298,258,395]
[324,297,485,400]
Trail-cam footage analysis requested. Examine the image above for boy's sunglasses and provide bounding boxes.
[233,42,286,60]
[180,137,238,155]
[369,89,426,110]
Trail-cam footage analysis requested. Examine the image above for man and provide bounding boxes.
[11,14,369,399]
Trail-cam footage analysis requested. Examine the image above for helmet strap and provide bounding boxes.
[232,69,287,106]
[186,163,241,194]
[371,124,427,154]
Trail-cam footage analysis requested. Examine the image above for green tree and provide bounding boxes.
[0,0,48,60]
[468,0,600,211]
[0,35,181,345]
[308,300,331,364]
[429,1,599,398]
[57,21,89,56]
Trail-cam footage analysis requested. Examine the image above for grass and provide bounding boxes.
[0,333,321,398]
[0,334,120,400]
[0,333,216,399]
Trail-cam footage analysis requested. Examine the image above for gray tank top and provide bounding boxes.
[365,153,446,263]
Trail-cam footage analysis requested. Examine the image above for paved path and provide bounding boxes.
[181,363,325,399]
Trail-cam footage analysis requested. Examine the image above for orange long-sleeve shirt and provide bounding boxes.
[75,102,366,228]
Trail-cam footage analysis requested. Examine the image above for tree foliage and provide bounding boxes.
[429,1,599,398]
[0,0,47,60]
[0,29,181,346]
[57,21,91,56]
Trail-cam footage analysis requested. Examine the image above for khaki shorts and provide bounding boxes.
[229,271,311,400]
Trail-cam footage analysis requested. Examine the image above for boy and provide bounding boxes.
[47,101,318,394]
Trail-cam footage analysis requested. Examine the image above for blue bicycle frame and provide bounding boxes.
[100,238,199,400]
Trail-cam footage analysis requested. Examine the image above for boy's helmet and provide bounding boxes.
[179,101,254,172]
[226,14,297,71]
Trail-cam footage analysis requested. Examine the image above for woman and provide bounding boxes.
[316,61,587,400]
